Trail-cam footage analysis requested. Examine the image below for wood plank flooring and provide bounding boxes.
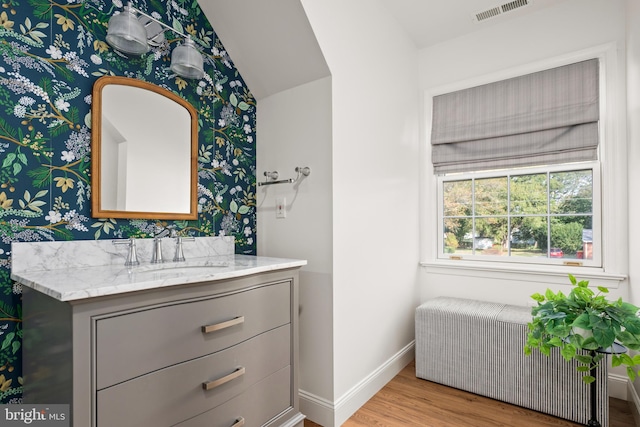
[304,361,638,427]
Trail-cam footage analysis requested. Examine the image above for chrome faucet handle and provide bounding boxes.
[113,238,139,266]
[173,236,195,262]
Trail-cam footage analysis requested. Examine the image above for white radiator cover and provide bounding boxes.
[415,297,608,426]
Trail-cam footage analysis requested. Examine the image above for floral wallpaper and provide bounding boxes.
[0,0,257,402]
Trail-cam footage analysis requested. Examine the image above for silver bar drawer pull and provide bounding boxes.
[201,316,245,334]
[202,367,246,391]
[231,417,245,427]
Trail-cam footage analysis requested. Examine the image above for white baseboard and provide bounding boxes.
[299,341,415,427]
[609,373,629,400]
[299,390,334,427]
[627,381,640,426]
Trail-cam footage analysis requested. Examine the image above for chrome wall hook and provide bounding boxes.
[295,166,311,177]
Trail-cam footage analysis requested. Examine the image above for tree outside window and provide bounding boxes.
[441,168,593,262]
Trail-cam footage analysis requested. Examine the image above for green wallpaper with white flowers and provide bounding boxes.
[0,0,257,402]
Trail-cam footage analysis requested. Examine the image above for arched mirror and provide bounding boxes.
[91,76,198,220]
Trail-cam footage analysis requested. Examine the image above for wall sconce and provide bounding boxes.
[106,2,205,79]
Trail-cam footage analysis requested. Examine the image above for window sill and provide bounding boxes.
[419,259,626,289]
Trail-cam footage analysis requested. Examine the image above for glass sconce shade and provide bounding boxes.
[106,5,205,79]
[170,37,205,80]
[106,8,150,55]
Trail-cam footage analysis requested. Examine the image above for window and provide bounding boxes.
[430,59,602,267]
[438,163,600,266]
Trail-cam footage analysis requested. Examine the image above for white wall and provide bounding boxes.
[626,0,640,310]
[299,0,420,425]
[256,77,335,413]
[418,0,629,306]
[626,0,640,403]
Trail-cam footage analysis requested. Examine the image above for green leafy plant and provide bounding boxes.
[524,274,640,384]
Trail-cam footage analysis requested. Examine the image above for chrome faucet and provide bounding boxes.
[113,238,139,266]
[151,228,170,264]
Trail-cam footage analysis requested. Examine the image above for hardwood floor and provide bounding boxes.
[304,361,638,427]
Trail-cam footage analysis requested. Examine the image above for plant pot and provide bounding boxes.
[572,327,593,339]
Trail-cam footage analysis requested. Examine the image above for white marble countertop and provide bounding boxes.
[11,238,306,302]
[11,255,306,302]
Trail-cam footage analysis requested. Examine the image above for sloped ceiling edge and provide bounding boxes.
[199,0,330,100]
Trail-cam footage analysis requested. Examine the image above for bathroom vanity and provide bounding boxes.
[11,237,306,427]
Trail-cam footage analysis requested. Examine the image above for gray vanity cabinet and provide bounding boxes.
[22,269,304,427]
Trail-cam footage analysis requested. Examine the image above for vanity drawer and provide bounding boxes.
[96,281,291,389]
[176,366,292,427]
[97,325,290,427]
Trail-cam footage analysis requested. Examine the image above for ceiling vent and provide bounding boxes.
[473,0,531,23]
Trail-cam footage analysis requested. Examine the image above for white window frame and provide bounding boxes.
[436,162,601,267]
[420,43,627,288]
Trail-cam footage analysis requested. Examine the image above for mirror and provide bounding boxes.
[91,76,198,220]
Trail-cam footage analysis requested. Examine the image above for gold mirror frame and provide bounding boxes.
[91,76,198,220]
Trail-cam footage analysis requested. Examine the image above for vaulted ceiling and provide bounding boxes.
[199,0,573,99]
[199,0,329,100]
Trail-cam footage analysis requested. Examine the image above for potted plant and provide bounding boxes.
[524,274,640,384]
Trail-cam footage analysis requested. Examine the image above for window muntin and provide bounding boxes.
[438,164,599,266]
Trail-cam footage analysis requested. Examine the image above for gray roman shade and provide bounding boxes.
[431,59,599,174]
